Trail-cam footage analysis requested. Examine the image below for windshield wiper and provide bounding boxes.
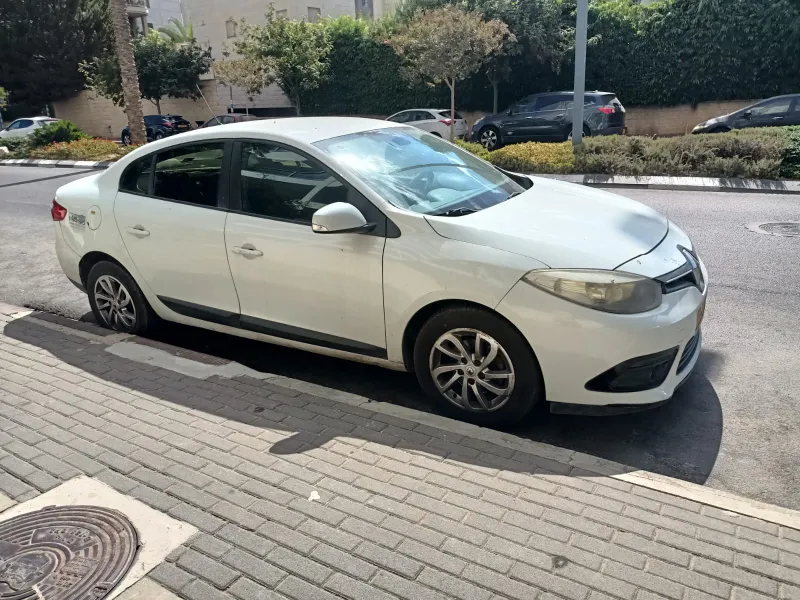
[432,207,479,217]
[507,191,523,200]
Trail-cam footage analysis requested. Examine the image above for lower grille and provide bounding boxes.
[677,331,700,374]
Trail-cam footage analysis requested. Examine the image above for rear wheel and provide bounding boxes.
[121,132,131,146]
[479,127,501,151]
[154,131,165,140]
[87,261,156,334]
[413,307,544,426]
[566,124,591,141]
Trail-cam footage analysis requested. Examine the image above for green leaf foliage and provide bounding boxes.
[29,120,87,147]
[215,6,331,115]
[0,0,112,108]
[81,32,212,111]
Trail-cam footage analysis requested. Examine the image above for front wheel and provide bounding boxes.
[87,261,156,334]
[414,307,544,426]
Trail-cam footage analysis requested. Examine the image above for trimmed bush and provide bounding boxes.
[779,126,800,179]
[491,142,576,174]
[28,138,137,161]
[30,120,86,148]
[454,139,490,161]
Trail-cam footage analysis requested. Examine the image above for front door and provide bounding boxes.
[736,97,794,129]
[1,119,35,139]
[501,98,537,140]
[224,141,387,357]
[113,142,241,321]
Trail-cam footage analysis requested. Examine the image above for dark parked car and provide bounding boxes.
[470,91,626,150]
[121,115,192,145]
[692,94,800,134]
[199,113,262,128]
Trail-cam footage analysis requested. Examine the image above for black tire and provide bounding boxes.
[708,126,731,134]
[154,131,165,140]
[566,124,592,141]
[121,133,131,146]
[478,126,502,151]
[87,261,156,334]
[430,132,442,138]
[413,306,544,426]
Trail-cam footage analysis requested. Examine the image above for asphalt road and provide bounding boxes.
[1,165,799,509]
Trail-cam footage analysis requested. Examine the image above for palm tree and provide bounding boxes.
[158,17,194,46]
[110,0,146,144]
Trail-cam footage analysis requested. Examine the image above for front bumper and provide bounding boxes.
[496,269,706,407]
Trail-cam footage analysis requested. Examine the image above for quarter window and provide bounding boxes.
[153,143,224,207]
[239,142,347,223]
[119,156,153,194]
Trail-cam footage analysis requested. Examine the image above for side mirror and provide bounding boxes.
[312,202,375,234]
[743,109,752,120]
[506,108,513,115]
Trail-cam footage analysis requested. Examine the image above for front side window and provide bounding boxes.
[751,98,792,116]
[119,155,153,194]
[204,118,221,127]
[388,112,410,124]
[11,119,34,130]
[239,142,347,223]
[315,127,524,215]
[153,143,224,207]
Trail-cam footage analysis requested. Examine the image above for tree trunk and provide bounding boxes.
[155,99,161,114]
[110,0,146,144]
[447,79,455,141]
[492,80,499,114]
[294,93,301,116]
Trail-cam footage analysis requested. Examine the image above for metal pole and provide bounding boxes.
[572,0,589,147]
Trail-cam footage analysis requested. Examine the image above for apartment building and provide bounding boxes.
[53,0,385,137]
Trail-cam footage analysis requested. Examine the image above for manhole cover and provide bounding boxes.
[746,221,800,237]
[0,506,138,599]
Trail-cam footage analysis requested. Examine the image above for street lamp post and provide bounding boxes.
[571,0,589,147]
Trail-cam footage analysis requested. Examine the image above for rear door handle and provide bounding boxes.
[126,225,150,237]
[232,244,263,258]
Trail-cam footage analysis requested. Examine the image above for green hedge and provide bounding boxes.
[298,0,800,116]
[456,127,800,180]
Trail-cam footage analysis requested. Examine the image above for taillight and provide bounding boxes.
[440,119,453,125]
[162,121,174,128]
[51,199,67,221]
[598,106,614,115]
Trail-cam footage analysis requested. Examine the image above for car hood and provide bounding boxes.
[424,176,669,269]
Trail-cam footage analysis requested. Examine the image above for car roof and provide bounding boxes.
[174,117,401,144]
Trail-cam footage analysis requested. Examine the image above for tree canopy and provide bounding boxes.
[0,0,111,108]
[81,32,212,113]
[214,6,332,116]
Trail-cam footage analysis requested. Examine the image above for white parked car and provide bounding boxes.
[386,109,468,141]
[0,117,59,139]
[53,117,706,425]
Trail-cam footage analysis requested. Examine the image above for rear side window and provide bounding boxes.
[238,142,347,223]
[119,156,153,194]
[600,94,618,105]
[153,143,224,207]
[535,95,569,111]
[437,110,463,119]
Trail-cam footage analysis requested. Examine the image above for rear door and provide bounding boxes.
[785,96,800,126]
[113,142,241,320]
[529,95,569,139]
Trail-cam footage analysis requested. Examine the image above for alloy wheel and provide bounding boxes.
[480,129,498,150]
[94,275,136,330]
[429,328,515,412]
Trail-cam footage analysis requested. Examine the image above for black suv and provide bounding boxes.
[692,94,800,134]
[121,115,193,145]
[470,91,626,150]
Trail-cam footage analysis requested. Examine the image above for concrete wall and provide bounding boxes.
[148,0,186,27]
[51,81,291,139]
[624,99,758,136]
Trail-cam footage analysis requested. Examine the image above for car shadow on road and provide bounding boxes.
[5,315,723,485]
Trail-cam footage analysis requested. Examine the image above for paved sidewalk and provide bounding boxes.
[1,310,800,600]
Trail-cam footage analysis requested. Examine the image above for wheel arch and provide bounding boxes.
[79,251,129,289]
[400,299,539,375]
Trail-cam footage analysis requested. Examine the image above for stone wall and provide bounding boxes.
[51,81,291,139]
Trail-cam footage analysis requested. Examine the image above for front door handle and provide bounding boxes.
[232,244,263,258]
[773,116,785,121]
[126,225,150,237]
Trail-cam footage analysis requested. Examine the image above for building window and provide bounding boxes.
[307,7,321,22]
[225,19,237,38]
[276,9,288,18]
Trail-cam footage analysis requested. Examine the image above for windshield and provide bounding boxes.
[313,127,524,215]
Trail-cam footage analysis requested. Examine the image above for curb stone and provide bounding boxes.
[5,304,800,532]
[2,158,799,193]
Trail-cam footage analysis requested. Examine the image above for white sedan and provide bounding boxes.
[386,109,469,141]
[53,117,706,425]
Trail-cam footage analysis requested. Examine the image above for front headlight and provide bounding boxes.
[522,269,663,314]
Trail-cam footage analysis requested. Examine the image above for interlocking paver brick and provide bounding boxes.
[2,319,800,600]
